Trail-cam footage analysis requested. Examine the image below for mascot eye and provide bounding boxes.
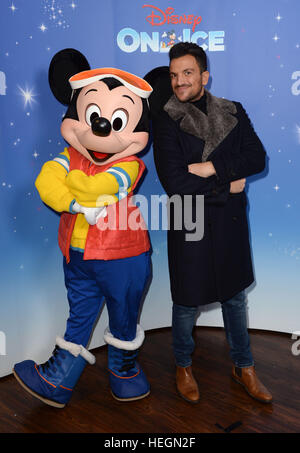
[111,109,128,132]
[85,104,101,126]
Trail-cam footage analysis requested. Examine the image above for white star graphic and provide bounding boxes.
[18,85,37,108]
[9,3,17,13]
[39,24,47,32]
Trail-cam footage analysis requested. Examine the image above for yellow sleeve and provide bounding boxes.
[35,149,75,213]
[65,160,140,208]
[113,161,140,194]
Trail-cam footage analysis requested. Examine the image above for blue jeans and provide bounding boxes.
[172,290,254,368]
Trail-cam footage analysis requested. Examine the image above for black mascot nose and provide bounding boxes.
[91,117,112,137]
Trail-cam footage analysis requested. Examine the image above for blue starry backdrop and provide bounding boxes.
[0,0,299,376]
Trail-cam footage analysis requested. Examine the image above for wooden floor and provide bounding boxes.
[0,327,299,433]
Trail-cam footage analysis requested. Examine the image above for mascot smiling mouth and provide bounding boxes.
[87,149,110,163]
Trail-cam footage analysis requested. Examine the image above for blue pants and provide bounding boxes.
[172,290,254,368]
[63,249,151,348]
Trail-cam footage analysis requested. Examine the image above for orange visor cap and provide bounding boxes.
[69,68,153,99]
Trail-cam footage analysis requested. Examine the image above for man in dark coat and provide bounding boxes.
[148,42,272,404]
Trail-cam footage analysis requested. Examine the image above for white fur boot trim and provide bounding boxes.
[55,337,96,365]
[103,324,145,351]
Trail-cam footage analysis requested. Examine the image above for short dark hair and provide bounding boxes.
[169,42,207,72]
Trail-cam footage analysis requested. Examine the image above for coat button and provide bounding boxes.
[232,216,238,221]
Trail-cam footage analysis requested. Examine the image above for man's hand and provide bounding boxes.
[188,162,216,178]
[230,178,246,193]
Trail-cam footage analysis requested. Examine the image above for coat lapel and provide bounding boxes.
[164,90,238,162]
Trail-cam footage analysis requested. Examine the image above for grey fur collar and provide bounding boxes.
[164,90,238,161]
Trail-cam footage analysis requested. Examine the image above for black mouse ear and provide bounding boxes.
[48,48,90,105]
[144,66,173,116]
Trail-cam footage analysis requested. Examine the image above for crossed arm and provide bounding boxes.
[35,151,139,224]
[188,161,246,194]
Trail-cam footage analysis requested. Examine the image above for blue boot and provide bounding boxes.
[13,337,95,408]
[104,325,150,401]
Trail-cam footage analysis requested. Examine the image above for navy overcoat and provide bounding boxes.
[152,90,266,306]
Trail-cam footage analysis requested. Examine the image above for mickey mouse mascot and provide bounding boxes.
[13,49,153,408]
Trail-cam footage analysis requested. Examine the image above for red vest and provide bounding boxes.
[58,147,150,262]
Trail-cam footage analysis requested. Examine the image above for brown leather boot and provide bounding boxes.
[232,366,273,403]
[176,366,200,403]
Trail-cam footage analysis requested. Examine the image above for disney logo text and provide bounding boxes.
[143,5,202,33]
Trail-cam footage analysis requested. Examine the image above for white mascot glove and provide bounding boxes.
[72,201,107,225]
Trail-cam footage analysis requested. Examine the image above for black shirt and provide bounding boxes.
[192,92,207,115]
